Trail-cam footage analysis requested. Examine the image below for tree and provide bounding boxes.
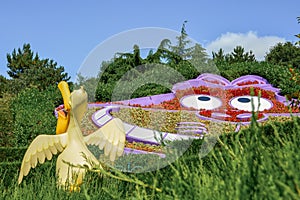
[95,24,212,102]
[169,21,212,75]
[11,85,61,146]
[170,21,194,60]
[0,75,9,98]
[229,46,256,63]
[189,43,215,74]
[265,42,300,68]
[212,48,226,63]
[75,73,98,102]
[96,44,143,101]
[190,44,209,63]
[6,43,71,92]
[146,39,171,63]
[133,44,143,66]
[7,44,38,79]
[212,46,256,65]
[158,39,171,50]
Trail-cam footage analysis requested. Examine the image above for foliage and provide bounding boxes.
[74,73,98,102]
[169,21,194,60]
[1,18,300,199]
[284,67,300,109]
[95,23,212,102]
[285,67,300,97]
[216,61,299,96]
[130,83,171,99]
[95,82,114,102]
[6,43,71,93]
[0,93,14,146]
[96,55,179,102]
[1,117,300,199]
[95,38,298,103]
[0,75,10,98]
[213,46,256,65]
[265,42,300,69]
[10,85,62,146]
[0,44,70,147]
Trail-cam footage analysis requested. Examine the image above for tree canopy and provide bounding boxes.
[265,42,300,69]
[0,44,70,146]
[95,22,211,102]
[6,43,71,92]
[212,46,256,65]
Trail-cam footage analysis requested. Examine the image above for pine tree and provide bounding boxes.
[170,21,194,59]
[265,42,300,68]
[212,48,226,62]
[7,44,39,79]
[6,44,70,92]
[213,46,256,64]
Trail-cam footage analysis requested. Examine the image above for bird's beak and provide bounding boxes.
[58,81,71,111]
[56,81,71,134]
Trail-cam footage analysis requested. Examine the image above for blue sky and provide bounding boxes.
[0,1,299,81]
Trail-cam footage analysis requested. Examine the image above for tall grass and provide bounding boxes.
[1,117,300,199]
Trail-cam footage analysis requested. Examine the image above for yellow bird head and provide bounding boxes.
[56,81,70,134]
[56,82,88,134]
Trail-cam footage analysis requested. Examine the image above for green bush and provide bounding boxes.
[95,82,113,102]
[217,61,298,95]
[10,85,62,146]
[0,93,14,146]
[96,60,298,102]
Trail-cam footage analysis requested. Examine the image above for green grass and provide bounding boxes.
[1,116,300,199]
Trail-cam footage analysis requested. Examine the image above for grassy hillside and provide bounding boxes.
[1,116,299,199]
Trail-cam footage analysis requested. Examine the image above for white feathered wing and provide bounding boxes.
[84,118,125,161]
[18,133,68,184]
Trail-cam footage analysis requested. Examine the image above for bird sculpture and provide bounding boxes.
[18,81,126,190]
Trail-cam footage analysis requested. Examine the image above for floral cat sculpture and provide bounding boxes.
[91,73,300,147]
[18,81,126,190]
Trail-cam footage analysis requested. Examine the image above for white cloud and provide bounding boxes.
[204,31,286,60]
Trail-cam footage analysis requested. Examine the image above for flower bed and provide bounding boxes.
[236,80,260,86]
[90,74,300,157]
[118,85,299,123]
[125,141,163,153]
[111,107,238,134]
[111,108,201,133]
[199,109,264,122]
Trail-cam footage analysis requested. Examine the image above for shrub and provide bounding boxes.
[0,93,14,146]
[95,82,113,102]
[217,61,297,95]
[10,85,62,146]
